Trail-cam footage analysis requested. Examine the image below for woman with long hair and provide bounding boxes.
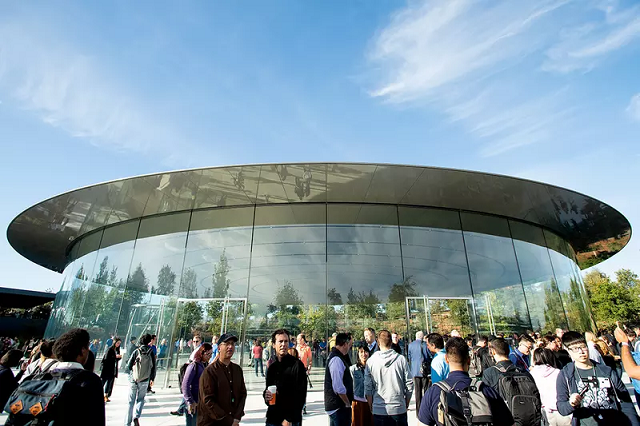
[350,345,373,426]
[100,337,122,402]
[530,348,571,426]
[183,342,213,426]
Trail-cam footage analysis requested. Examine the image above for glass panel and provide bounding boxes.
[66,231,103,329]
[545,230,592,331]
[510,221,567,333]
[328,204,405,355]
[461,212,532,334]
[44,261,76,338]
[250,204,326,386]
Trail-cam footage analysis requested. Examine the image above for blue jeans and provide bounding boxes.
[126,380,148,425]
[329,406,351,426]
[186,412,197,426]
[373,413,408,426]
[255,358,264,376]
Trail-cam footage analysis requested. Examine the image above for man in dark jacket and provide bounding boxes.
[263,329,307,426]
[198,333,247,426]
[324,333,353,426]
[557,331,639,426]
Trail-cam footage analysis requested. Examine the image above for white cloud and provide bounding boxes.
[368,0,568,102]
[367,0,640,157]
[543,3,640,73]
[0,22,194,164]
[627,93,640,121]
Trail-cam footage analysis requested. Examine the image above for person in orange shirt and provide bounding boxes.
[297,333,313,414]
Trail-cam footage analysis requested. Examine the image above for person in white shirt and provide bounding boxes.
[19,339,58,383]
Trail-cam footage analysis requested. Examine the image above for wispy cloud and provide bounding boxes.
[0,22,196,165]
[367,0,640,157]
[368,0,567,102]
[543,2,640,73]
[628,93,640,121]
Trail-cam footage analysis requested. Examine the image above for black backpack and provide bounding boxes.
[469,347,482,378]
[178,361,191,393]
[421,344,432,377]
[4,368,84,426]
[494,365,541,426]
[434,380,494,426]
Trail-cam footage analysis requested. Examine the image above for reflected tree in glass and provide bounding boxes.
[154,265,177,296]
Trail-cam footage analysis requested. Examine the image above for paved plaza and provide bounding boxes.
[0,369,636,426]
[0,372,422,426]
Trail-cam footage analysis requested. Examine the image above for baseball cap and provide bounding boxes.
[217,333,238,345]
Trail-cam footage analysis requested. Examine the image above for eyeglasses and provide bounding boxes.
[567,345,588,353]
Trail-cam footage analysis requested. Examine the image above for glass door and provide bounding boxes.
[163,297,247,388]
[405,296,430,337]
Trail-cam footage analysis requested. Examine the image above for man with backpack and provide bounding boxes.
[557,331,639,425]
[4,328,105,426]
[418,337,513,426]
[408,331,430,413]
[482,337,541,426]
[125,333,156,426]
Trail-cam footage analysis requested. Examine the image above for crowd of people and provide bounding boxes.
[3,324,640,425]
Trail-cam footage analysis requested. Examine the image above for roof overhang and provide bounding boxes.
[6,163,631,272]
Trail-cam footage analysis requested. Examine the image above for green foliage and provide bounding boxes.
[180,268,198,298]
[155,264,176,296]
[177,301,203,333]
[212,250,231,298]
[585,269,640,329]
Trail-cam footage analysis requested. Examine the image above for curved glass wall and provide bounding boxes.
[45,204,594,388]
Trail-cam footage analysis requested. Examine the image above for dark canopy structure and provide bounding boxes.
[7,163,631,272]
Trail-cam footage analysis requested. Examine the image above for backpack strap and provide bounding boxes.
[384,353,400,368]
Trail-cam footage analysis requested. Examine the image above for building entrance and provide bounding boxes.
[161,297,247,388]
[405,296,478,337]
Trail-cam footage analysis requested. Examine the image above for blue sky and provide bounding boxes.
[1,0,639,292]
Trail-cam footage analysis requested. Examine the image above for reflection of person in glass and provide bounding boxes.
[363,328,378,354]
[324,333,354,426]
[263,329,307,426]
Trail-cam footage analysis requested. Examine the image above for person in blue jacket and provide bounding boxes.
[556,331,639,426]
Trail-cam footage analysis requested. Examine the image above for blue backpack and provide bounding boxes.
[4,368,84,425]
[631,351,640,394]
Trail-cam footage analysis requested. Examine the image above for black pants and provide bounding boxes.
[413,376,428,413]
[373,413,408,426]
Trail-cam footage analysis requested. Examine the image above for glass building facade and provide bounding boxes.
[43,203,593,387]
[10,163,629,389]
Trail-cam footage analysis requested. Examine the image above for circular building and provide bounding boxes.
[7,163,630,385]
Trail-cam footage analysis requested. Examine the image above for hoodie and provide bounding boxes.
[530,364,561,412]
[364,348,414,415]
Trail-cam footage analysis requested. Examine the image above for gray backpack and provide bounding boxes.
[131,348,153,382]
[434,381,494,426]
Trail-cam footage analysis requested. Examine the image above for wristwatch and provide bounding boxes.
[622,342,631,347]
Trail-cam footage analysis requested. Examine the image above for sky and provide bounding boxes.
[0,0,639,293]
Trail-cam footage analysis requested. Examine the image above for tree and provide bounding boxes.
[95,257,109,285]
[127,263,149,292]
[180,268,198,299]
[616,269,639,290]
[212,251,231,298]
[328,288,342,305]
[585,269,640,329]
[177,302,203,333]
[155,265,176,296]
